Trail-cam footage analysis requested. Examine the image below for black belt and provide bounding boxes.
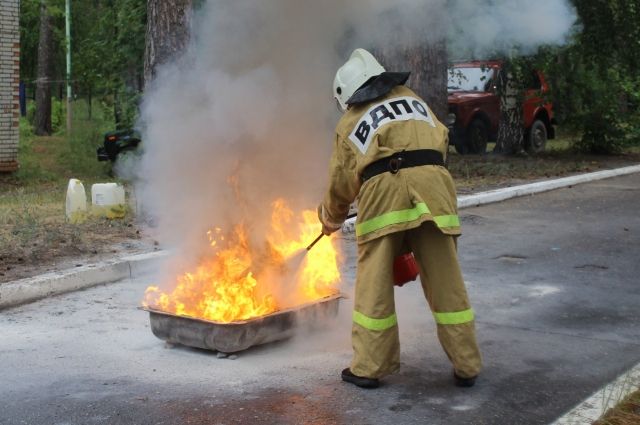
[361,149,445,182]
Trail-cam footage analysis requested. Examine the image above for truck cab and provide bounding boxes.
[447,61,555,154]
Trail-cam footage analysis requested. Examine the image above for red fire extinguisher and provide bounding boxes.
[393,253,419,287]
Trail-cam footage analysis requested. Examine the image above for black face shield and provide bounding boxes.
[346,72,411,106]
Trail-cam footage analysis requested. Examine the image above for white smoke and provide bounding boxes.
[447,0,577,58]
[134,0,575,269]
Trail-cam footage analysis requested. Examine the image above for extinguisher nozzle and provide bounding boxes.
[306,233,324,251]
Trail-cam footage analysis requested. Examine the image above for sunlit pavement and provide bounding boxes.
[1,173,639,425]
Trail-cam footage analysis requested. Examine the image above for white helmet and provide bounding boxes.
[334,48,386,112]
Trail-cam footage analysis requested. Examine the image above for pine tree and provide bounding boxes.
[34,0,54,135]
[144,0,192,88]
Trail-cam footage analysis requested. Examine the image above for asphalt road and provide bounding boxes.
[2,173,639,425]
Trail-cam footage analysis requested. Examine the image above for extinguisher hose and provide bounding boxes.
[307,212,357,252]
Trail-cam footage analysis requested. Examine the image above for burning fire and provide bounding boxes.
[143,199,340,323]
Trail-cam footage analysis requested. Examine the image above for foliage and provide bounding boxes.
[539,0,640,154]
[21,0,70,100]
[51,96,65,132]
[574,0,640,71]
[570,66,629,154]
[19,0,40,83]
[20,0,146,129]
[73,0,147,128]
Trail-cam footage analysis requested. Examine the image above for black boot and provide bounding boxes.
[341,368,380,389]
[453,371,477,388]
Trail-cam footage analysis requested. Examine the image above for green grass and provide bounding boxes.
[9,99,114,187]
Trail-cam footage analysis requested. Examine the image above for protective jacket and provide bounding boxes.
[321,85,460,243]
[321,84,481,380]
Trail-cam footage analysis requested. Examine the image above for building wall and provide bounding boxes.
[0,0,20,172]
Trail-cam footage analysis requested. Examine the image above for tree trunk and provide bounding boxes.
[375,40,448,121]
[409,40,448,121]
[34,0,54,136]
[144,0,192,89]
[494,63,524,154]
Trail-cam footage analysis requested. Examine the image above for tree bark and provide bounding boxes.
[34,0,54,136]
[494,63,524,154]
[409,40,448,121]
[375,40,448,121]
[144,0,192,89]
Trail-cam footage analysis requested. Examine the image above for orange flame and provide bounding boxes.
[143,199,340,323]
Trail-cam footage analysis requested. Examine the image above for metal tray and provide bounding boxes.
[141,293,342,353]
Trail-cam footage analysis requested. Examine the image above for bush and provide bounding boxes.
[545,52,639,155]
[19,114,33,139]
[539,27,640,155]
[576,112,626,154]
[574,70,640,154]
[51,97,65,133]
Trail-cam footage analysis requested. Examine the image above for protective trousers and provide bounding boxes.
[350,222,482,379]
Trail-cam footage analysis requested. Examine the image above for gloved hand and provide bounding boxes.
[317,204,342,236]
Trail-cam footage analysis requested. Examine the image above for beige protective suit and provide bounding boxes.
[321,85,482,379]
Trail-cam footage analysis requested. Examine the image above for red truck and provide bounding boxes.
[447,60,555,154]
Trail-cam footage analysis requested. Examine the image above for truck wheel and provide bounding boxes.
[526,120,547,154]
[466,119,488,154]
[454,138,468,155]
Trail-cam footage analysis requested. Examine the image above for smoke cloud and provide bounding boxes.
[134,0,576,272]
[447,0,578,58]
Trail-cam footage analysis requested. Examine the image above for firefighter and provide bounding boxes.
[318,48,482,389]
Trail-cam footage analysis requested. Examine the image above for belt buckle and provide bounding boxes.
[389,156,403,174]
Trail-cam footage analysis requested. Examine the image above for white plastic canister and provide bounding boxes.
[91,183,126,219]
[65,179,88,223]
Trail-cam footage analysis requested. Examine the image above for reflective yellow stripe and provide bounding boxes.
[434,214,460,228]
[433,308,475,325]
[356,203,431,236]
[353,311,398,331]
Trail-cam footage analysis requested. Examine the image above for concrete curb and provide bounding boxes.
[457,164,640,209]
[551,361,640,424]
[342,164,640,233]
[0,251,168,310]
